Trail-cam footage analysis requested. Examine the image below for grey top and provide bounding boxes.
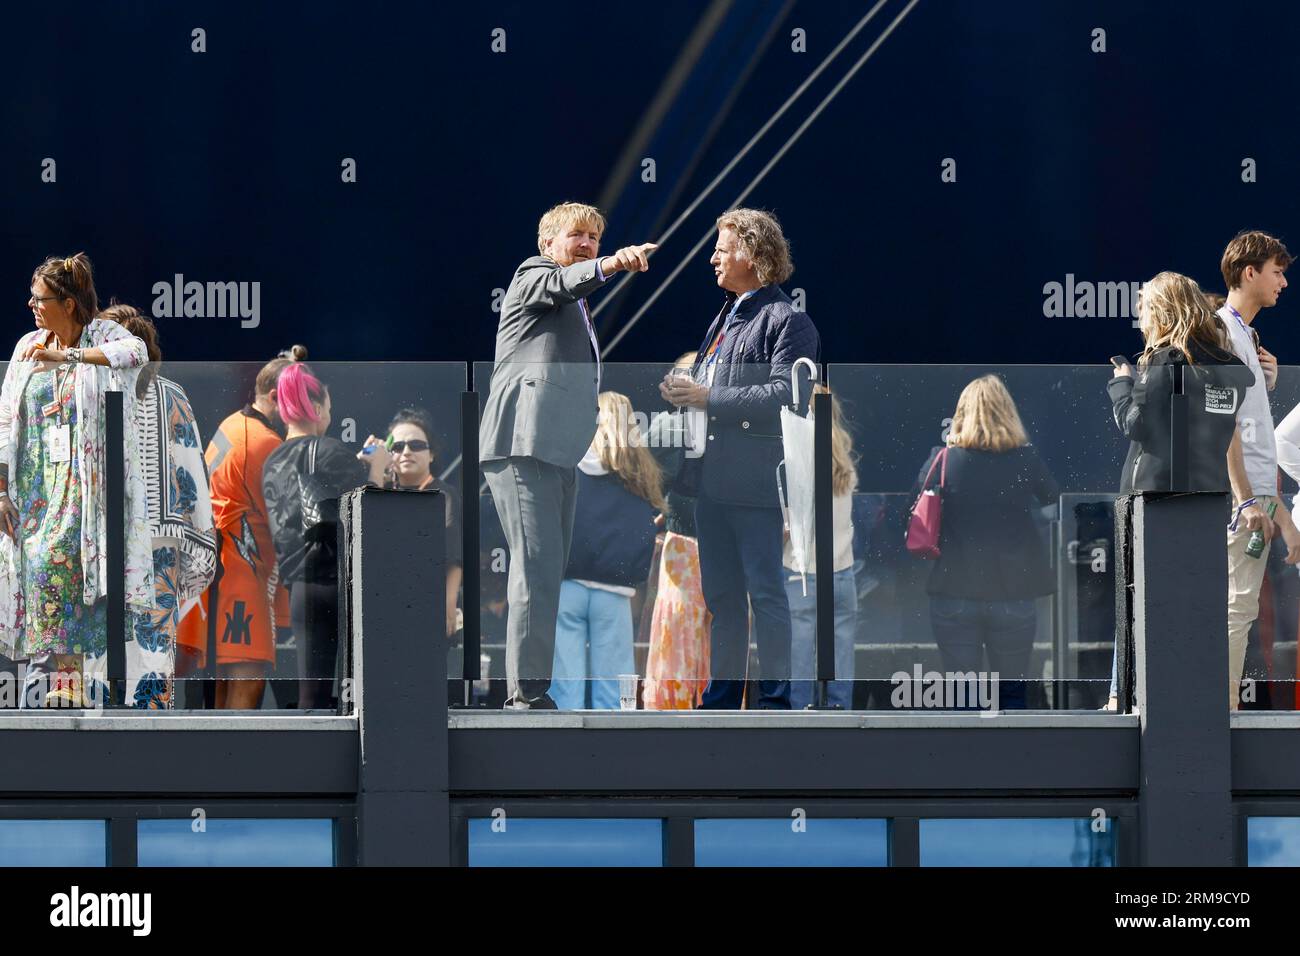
[479,255,606,467]
[1219,305,1276,497]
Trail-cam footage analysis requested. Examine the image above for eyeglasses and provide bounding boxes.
[388,439,430,454]
[29,295,60,306]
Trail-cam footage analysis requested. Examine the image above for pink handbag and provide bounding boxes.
[906,447,947,559]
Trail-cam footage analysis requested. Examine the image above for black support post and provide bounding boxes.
[1132,492,1232,865]
[813,389,834,698]
[107,816,137,867]
[105,390,126,708]
[343,486,449,865]
[461,392,480,690]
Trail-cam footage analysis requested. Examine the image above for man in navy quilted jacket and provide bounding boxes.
[659,208,821,708]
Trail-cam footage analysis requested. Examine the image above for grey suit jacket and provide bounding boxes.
[479,255,605,467]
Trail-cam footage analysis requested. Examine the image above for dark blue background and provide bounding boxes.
[4,0,1297,367]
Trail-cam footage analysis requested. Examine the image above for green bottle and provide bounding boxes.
[1246,501,1279,559]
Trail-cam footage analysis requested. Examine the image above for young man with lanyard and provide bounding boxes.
[1219,230,1300,710]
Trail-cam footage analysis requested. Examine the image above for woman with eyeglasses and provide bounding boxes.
[376,408,463,639]
[0,253,149,706]
[262,364,387,709]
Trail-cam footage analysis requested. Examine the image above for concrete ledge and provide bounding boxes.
[1231,712,1300,729]
[0,712,356,731]
[448,710,1137,730]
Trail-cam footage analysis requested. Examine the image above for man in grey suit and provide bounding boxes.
[481,201,657,708]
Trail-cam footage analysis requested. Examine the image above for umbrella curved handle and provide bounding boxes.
[790,357,819,411]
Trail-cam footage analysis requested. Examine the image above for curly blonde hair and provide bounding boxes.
[1137,272,1230,367]
[715,208,794,286]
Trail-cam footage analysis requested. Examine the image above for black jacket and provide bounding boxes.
[263,436,370,584]
[1106,342,1253,493]
[911,445,1059,600]
[564,471,658,588]
[676,284,820,508]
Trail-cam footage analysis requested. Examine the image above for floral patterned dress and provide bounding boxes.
[127,377,216,708]
[14,365,106,661]
[0,321,150,690]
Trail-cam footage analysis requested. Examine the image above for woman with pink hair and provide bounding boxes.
[261,364,387,708]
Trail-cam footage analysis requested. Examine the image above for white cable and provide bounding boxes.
[444,0,921,479]
[591,0,891,321]
[600,0,922,356]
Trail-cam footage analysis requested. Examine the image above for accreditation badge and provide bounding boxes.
[49,423,71,463]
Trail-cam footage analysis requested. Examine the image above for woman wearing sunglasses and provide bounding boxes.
[378,407,462,639]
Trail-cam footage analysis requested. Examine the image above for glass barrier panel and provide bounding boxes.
[829,365,1123,711]
[0,359,465,713]
[472,361,819,710]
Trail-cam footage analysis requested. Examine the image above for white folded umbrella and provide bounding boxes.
[777,357,819,596]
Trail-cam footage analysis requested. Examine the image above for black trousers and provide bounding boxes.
[291,580,339,709]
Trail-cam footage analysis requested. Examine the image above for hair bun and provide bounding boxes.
[289,344,308,361]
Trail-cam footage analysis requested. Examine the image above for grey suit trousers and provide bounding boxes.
[482,456,577,703]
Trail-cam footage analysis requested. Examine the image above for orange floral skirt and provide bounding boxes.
[643,532,711,709]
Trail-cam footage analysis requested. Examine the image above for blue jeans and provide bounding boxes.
[928,596,1037,710]
[787,569,858,709]
[695,498,791,709]
[551,580,635,710]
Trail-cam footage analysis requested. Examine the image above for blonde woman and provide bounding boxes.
[551,392,665,710]
[1105,272,1254,709]
[785,384,859,709]
[910,375,1058,710]
[1109,272,1249,493]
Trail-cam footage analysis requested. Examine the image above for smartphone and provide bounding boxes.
[1110,355,1131,368]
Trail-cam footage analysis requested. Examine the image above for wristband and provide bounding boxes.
[1229,498,1259,533]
